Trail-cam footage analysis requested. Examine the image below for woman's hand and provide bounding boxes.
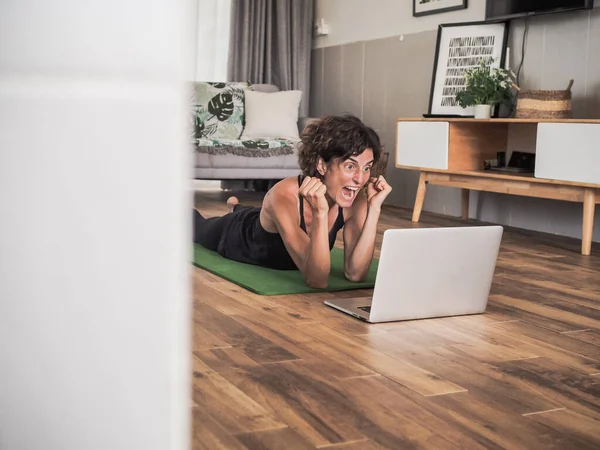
[299,176,329,215]
[366,176,392,210]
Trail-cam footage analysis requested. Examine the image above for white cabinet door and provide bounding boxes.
[396,121,448,170]
[536,123,600,185]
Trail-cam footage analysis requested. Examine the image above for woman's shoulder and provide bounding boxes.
[268,176,301,198]
[263,176,301,209]
[260,176,301,231]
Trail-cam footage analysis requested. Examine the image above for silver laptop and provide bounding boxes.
[325,226,503,323]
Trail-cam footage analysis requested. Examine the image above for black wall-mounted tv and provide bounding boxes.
[486,0,595,21]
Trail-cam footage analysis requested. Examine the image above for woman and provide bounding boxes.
[193,114,392,288]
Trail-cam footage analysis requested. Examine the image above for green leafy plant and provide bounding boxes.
[455,59,516,108]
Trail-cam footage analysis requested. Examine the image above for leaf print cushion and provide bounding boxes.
[192,81,252,140]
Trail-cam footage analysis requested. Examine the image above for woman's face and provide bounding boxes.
[320,149,374,208]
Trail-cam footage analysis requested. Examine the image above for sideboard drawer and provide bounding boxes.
[396,121,448,170]
[536,123,600,185]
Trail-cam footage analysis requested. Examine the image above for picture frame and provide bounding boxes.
[426,20,510,117]
[413,0,467,17]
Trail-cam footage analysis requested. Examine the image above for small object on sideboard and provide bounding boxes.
[484,151,535,173]
[483,159,497,170]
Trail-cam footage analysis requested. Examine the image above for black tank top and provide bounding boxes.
[217,175,345,270]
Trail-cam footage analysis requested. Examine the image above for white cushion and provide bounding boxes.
[240,90,303,141]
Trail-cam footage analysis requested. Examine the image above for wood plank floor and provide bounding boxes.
[192,189,600,450]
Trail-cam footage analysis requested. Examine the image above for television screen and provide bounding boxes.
[486,0,594,21]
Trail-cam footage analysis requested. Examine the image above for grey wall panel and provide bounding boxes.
[322,46,343,116]
[385,31,436,132]
[362,38,390,134]
[340,42,364,118]
[309,48,324,118]
[587,7,600,118]
[472,192,513,225]
[538,10,591,117]
[508,18,545,91]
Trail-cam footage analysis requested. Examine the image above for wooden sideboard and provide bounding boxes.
[395,118,600,255]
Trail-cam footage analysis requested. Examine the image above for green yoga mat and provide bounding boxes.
[193,244,378,295]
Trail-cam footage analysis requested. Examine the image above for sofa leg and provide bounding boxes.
[251,180,270,192]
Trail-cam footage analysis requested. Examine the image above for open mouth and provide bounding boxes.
[341,186,359,200]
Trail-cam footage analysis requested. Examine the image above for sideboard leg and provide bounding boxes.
[582,189,595,256]
[412,172,427,222]
[461,189,470,220]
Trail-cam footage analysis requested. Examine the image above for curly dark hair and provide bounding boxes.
[297,114,382,177]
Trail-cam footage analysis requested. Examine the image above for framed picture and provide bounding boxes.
[427,20,509,117]
[413,0,467,17]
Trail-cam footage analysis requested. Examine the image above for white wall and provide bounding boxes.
[314,0,486,48]
[0,2,193,450]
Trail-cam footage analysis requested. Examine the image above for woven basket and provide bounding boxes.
[516,80,574,119]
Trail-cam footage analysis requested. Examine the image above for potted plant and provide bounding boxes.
[455,59,516,119]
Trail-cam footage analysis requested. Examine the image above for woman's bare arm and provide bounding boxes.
[343,176,392,282]
[265,178,331,288]
[343,193,379,282]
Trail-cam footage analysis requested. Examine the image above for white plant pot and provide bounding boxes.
[474,104,492,119]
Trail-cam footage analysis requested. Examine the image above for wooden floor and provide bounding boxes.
[191,189,600,450]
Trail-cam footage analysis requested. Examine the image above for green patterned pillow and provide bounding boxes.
[192,81,252,140]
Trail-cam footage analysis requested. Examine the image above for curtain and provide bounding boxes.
[196,0,232,81]
[227,0,314,116]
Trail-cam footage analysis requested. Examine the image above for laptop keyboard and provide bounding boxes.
[358,306,371,313]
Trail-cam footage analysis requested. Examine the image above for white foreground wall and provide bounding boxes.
[0,1,194,449]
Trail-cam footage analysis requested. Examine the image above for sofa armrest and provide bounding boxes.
[297,116,318,133]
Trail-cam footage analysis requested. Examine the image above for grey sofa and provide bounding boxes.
[193,83,312,181]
